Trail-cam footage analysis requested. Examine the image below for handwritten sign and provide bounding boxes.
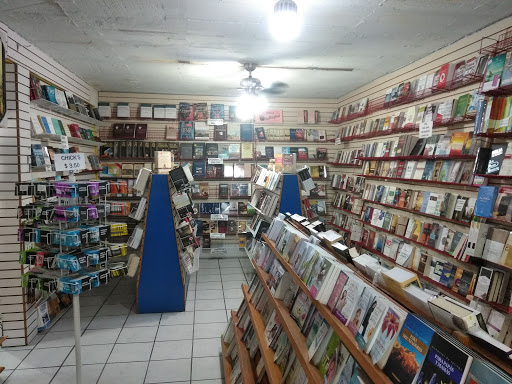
[210,233,226,239]
[208,158,223,165]
[419,121,433,138]
[211,214,228,221]
[207,119,224,126]
[54,153,86,172]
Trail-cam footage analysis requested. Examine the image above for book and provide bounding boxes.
[179,122,194,140]
[179,102,194,121]
[383,314,435,384]
[240,124,254,141]
[210,104,225,119]
[483,53,506,91]
[214,125,227,141]
[475,186,498,217]
[369,306,405,368]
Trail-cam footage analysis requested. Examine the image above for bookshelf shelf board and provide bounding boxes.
[479,83,512,97]
[329,222,352,234]
[355,219,471,264]
[475,132,512,138]
[362,199,472,227]
[241,284,283,384]
[356,174,479,190]
[331,205,361,216]
[476,297,512,315]
[31,98,103,125]
[355,242,471,304]
[356,154,476,161]
[332,187,362,195]
[221,340,233,384]
[192,195,251,200]
[252,259,324,384]
[100,157,154,162]
[99,175,137,180]
[100,118,178,125]
[474,174,512,180]
[31,167,103,175]
[232,310,257,384]
[262,234,393,384]
[255,139,333,144]
[33,133,104,147]
[191,177,253,182]
[327,162,363,167]
[469,256,512,276]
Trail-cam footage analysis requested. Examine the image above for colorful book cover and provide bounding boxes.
[416,333,472,384]
[179,121,194,140]
[475,186,498,218]
[383,314,435,384]
[333,279,362,325]
[355,298,387,350]
[369,307,402,365]
[210,104,225,119]
[327,271,349,311]
[464,358,511,384]
[240,124,254,141]
[317,332,341,377]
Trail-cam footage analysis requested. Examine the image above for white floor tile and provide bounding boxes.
[107,342,153,363]
[192,356,224,380]
[156,325,193,341]
[219,261,242,268]
[225,298,243,310]
[185,300,195,312]
[18,346,72,369]
[194,310,227,324]
[98,361,149,384]
[49,317,92,332]
[79,296,107,306]
[52,364,104,384]
[105,294,136,305]
[96,303,133,317]
[197,275,222,282]
[223,289,244,299]
[81,328,122,345]
[151,340,192,360]
[160,311,194,326]
[63,305,100,319]
[194,299,226,311]
[221,281,247,290]
[87,315,127,329]
[194,323,227,339]
[196,282,223,291]
[0,350,30,370]
[4,367,58,384]
[63,344,114,365]
[196,290,223,300]
[220,274,246,282]
[145,359,191,383]
[124,313,162,328]
[117,326,158,343]
[226,310,231,320]
[0,369,12,383]
[36,331,76,349]
[220,267,243,275]
[187,289,196,300]
[197,269,221,276]
[193,338,223,358]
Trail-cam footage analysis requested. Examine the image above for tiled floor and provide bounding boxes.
[0,258,255,384]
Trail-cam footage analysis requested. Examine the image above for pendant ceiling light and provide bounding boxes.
[269,0,302,42]
[236,92,269,121]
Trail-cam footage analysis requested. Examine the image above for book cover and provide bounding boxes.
[210,103,225,119]
[214,125,227,141]
[333,278,363,325]
[370,307,403,366]
[475,186,498,218]
[383,314,435,384]
[179,102,194,121]
[240,124,254,141]
[179,121,194,140]
[416,333,473,384]
[486,143,508,175]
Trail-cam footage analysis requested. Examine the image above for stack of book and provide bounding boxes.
[331,174,366,194]
[331,192,364,215]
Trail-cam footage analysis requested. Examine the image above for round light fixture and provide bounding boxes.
[236,93,269,120]
[269,0,301,42]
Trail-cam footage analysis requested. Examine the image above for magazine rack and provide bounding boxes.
[137,174,187,313]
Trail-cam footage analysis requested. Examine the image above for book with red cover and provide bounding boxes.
[68,124,81,138]
[437,62,456,89]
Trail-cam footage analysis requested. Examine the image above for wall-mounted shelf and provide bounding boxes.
[31,98,102,125]
[33,133,103,147]
[356,174,479,190]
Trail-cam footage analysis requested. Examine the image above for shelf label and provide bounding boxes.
[207,119,224,126]
[335,138,341,145]
[54,153,86,172]
[210,233,226,239]
[210,247,227,254]
[419,121,433,138]
[208,158,223,165]
[211,214,228,221]
[60,135,69,149]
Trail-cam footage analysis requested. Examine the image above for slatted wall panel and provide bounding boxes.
[0,21,99,346]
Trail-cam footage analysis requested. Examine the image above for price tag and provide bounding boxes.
[60,136,69,149]
[210,233,226,239]
[211,214,228,221]
[207,119,224,126]
[335,138,341,145]
[45,164,52,172]
[54,153,86,172]
[419,121,433,138]
[211,247,227,254]
[208,158,223,165]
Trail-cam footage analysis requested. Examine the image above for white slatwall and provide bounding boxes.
[0,21,99,347]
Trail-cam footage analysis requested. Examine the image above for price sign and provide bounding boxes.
[54,153,86,172]
[211,247,227,254]
[335,138,341,145]
[60,135,69,148]
[208,158,223,165]
[210,233,226,239]
[211,214,229,221]
[207,119,224,126]
[419,121,433,138]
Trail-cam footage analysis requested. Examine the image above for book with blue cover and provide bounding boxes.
[179,122,194,140]
[464,358,511,383]
[42,85,57,103]
[240,124,254,141]
[421,160,435,180]
[417,333,473,384]
[475,186,498,217]
[210,104,225,119]
[383,314,435,384]
[192,160,205,178]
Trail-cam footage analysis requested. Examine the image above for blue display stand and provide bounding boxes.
[279,174,303,216]
[137,174,186,313]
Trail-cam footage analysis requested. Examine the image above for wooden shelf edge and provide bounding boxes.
[262,235,393,384]
[232,310,257,384]
[241,284,283,384]
[0,336,7,346]
[221,339,233,384]
[252,259,324,384]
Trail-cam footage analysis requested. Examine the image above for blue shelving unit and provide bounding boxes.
[279,174,303,216]
[137,174,187,313]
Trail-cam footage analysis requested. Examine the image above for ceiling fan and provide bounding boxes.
[238,63,289,95]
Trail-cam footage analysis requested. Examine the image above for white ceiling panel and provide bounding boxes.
[0,0,511,98]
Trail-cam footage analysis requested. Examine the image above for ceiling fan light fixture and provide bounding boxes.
[236,93,268,120]
[270,0,301,42]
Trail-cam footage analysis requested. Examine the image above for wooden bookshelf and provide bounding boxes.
[221,339,233,384]
[262,234,393,384]
[251,259,324,384]
[232,310,257,384]
[241,284,283,384]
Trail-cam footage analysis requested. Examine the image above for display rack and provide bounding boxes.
[137,174,188,313]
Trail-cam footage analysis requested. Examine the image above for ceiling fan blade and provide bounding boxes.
[260,65,354,72]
